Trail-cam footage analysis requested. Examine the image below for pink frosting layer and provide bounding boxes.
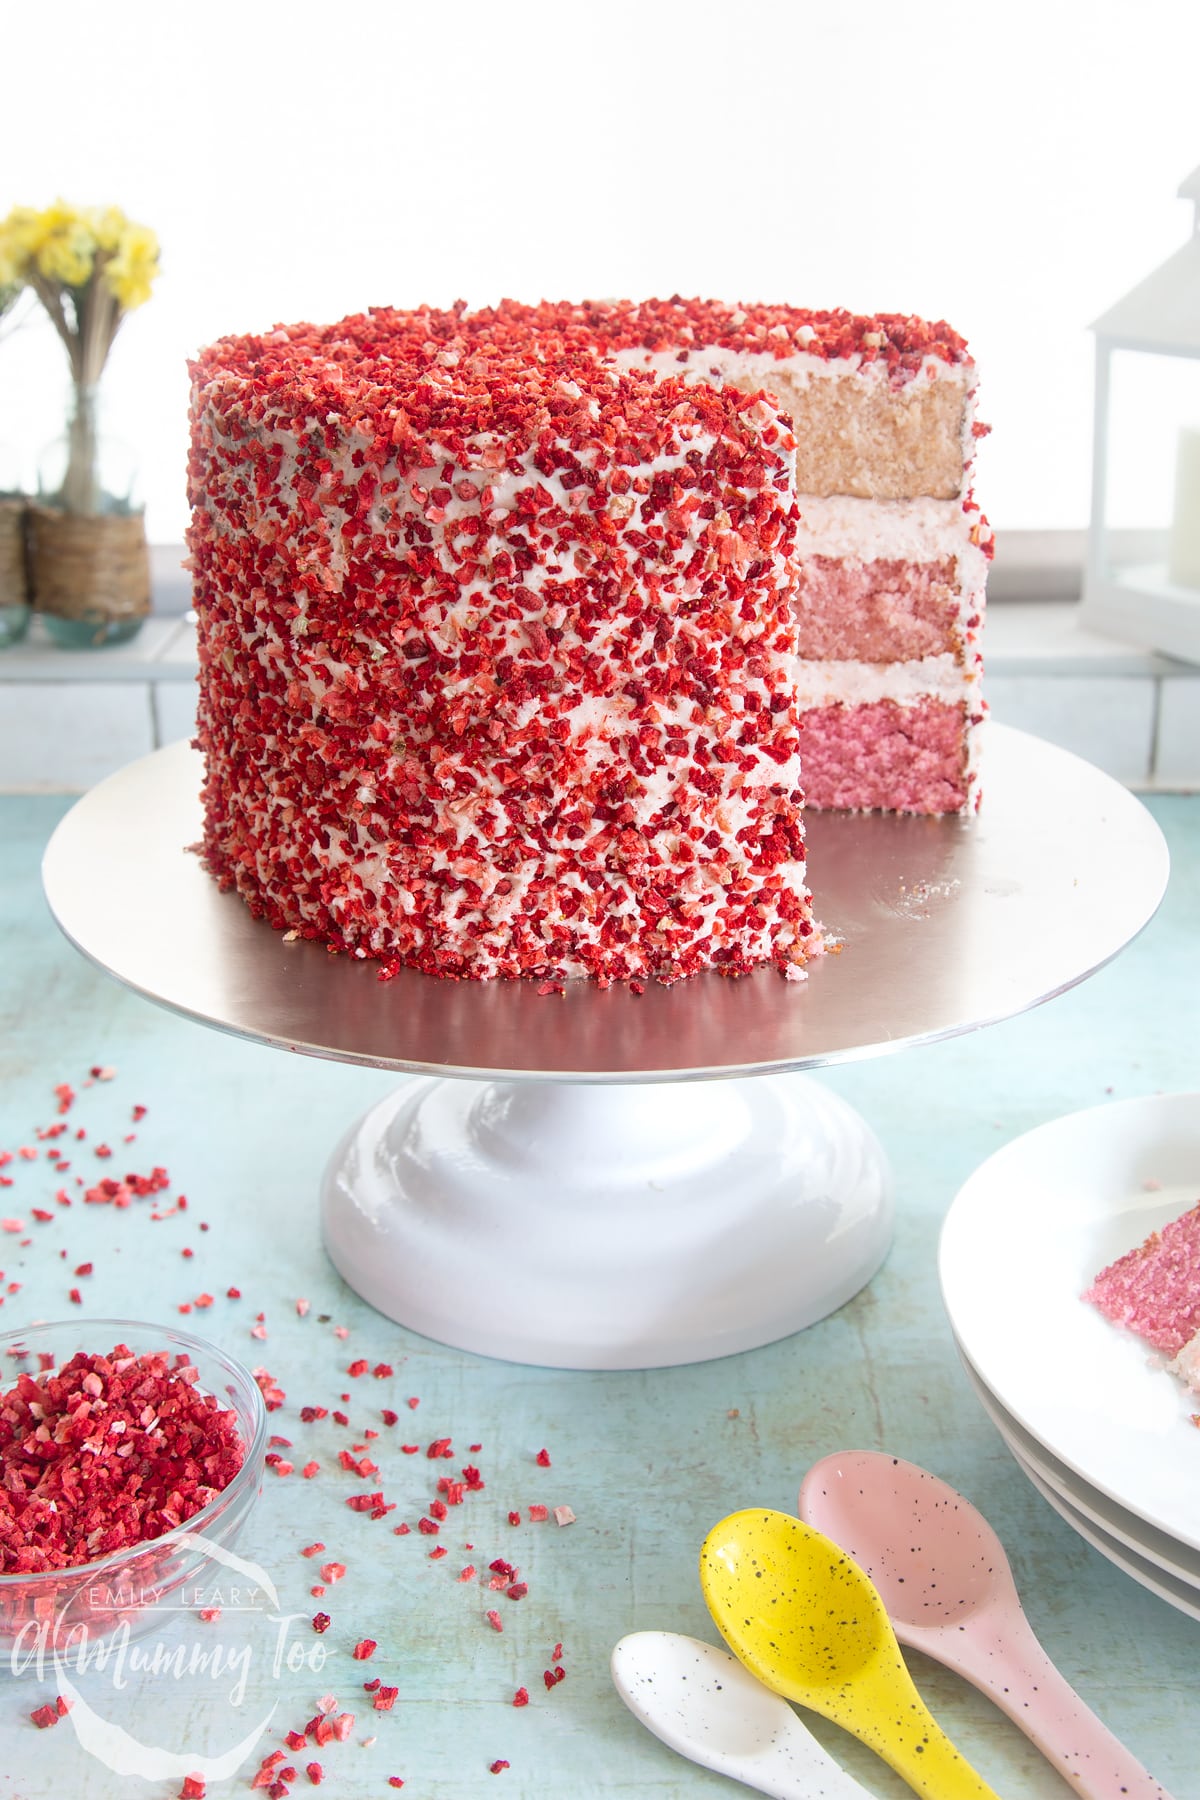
[1083,1200,1200,1359]
[794,557,962,661]
[799,698,970,813]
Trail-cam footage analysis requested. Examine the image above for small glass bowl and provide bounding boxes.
[0,1320,267,1665]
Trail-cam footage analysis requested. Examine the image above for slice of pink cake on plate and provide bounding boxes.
[1083,1199,1200,1399]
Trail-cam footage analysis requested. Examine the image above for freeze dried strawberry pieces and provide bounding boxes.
[0,1347,243,1571]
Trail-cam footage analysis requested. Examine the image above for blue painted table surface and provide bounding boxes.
[0,790,1196,1800]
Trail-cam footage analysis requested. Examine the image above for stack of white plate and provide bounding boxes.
[939,1092,1200,1622]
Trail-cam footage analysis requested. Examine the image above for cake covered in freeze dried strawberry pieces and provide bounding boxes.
[186,298,989,983]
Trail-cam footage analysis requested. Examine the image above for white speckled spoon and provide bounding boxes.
[799,1450,1174,1800]
[611,1630,875,1799]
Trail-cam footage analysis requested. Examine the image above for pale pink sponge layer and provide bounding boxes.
[794,557,961,662]
[798,698,971,814]
[1084,1199,1200,1368]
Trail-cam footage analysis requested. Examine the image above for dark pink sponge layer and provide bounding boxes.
[1083,1200,1200,1358]
[798,698,970,814]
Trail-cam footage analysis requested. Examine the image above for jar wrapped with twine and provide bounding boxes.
[0,497,30,648]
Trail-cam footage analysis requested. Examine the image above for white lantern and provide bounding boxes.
[1082,164,1200,665]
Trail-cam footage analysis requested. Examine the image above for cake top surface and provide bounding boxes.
[188,311,801,484]
[189,297,972,423]
[481,296,971,371]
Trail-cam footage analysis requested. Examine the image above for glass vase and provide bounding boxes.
[33,380,149,648]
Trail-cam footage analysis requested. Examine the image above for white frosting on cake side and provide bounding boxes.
[189,363,813,980]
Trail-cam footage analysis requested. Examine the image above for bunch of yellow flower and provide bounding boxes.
[0,200,160,313]
[0,201,161,515]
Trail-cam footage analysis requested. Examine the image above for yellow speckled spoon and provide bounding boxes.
[700,1509,1002,1800]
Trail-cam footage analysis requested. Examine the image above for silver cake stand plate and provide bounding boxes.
[43,728,1168,1368]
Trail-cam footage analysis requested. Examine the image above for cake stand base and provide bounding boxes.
[319,1074,892,1369]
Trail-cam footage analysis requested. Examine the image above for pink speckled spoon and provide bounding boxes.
[799,1451,1173,1800]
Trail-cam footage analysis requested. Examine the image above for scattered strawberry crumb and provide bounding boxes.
[535,1448,551,1467]
[486,1609,503,1632]
[512,1687,529,1707]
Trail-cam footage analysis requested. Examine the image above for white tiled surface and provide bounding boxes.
[982,674,1158,787]
[153,677,199,748]
[1156,678,1200,785]
[2,602,1198,793]
[0,682,155,791]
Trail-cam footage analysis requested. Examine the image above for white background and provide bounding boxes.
[3,0,1199,544]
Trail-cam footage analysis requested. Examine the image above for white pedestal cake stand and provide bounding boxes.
[42,727,1168,1369]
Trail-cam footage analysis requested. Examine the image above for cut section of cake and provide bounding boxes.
[478,299,991,814]
[1083,1199,1200,1398]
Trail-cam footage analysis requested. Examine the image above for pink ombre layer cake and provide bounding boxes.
[189,297,989,983]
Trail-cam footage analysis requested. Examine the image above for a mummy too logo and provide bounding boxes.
[9,1532,327,1781]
